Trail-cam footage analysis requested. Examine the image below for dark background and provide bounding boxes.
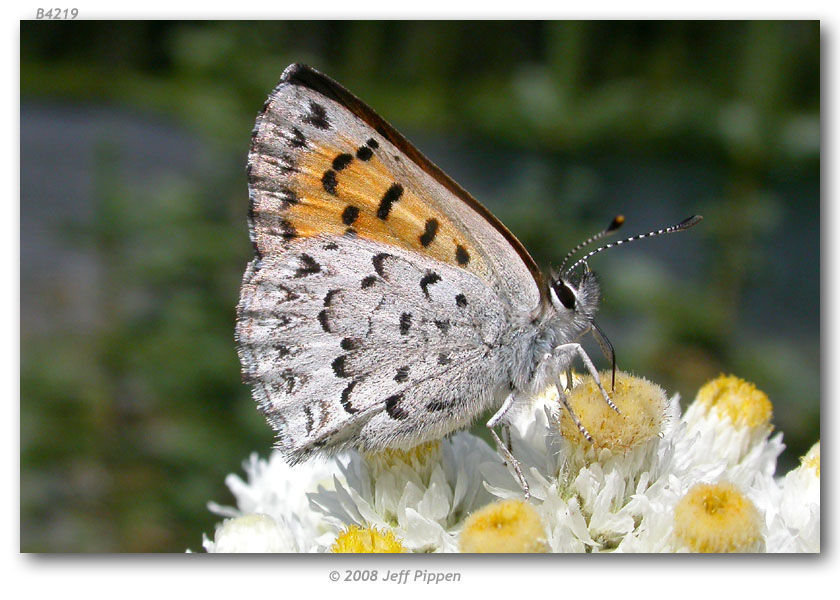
[20,21,819,552]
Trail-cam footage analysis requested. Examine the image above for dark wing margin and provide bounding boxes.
[275,62,545,292]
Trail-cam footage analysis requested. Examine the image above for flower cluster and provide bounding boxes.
[199,373,819,553]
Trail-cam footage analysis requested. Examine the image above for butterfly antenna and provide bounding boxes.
[563,215,703,277]
[557,215,626,273]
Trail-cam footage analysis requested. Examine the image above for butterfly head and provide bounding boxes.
[549,268,601,330]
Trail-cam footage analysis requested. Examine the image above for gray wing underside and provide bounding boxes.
[236,235,513,462]
[249,77,543,313]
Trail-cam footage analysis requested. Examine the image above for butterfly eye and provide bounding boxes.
[554,281,576,310]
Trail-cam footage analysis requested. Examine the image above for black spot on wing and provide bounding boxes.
[278,369,307,394]
[385,394,408,420]
[322,170,338,195]
[340,381,359,414]
[399,312,412,335]
[455,244,470,266]
[372,253,392,278]
[317,309,332,333]
[332,153,353,171]
[260,214,297,240]
[270,314,292,328]
[304,405,314,434]
[275,186,299,207]
[342,205,360,225]
[303,100,330,129]
[420,271,441,299]
[434,319,451,334]
[332,355,350,378]
[356,145,373,161]
[270,284,299,303]
[355,137,379,161]
[455,293,468,308]
[324,289,340,307]
[377,183,403,220]
[259,152,298,176]
[277,218,297,239]
[289,127,307,148]
[394,366,409,383]
[361,275,377,289]
[340,337,360,351]
[419,218,439,247]
[295,254,321,277]
[426,400,453,412]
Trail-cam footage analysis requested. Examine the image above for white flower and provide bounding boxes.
[204,451,340,552]
[764,441,820,552]
[482,372,812,553]
[482,373,682,551]
[308,434,498,552]
[203,514,296,553]
[680,374,782,480]
[198,374,819,553]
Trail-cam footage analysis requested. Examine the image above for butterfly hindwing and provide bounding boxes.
[237,236,512,461]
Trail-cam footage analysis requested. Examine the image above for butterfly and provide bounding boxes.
[236,63,701,494]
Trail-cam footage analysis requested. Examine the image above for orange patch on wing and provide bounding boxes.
[277,137,481,272]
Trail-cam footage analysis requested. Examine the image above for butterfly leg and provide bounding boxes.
[564,367,574,391]
[553,343,620,414]
[487,394,530,499]
[500,422,513,453]
[553,383,593,442]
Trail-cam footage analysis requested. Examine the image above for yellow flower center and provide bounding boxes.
[364,440,442,478]
[695,374,773,429]
[673,482,763,552]
[459,499,547,553]
[559,371,666,451]
[802,441,820,477]
[368,440,440,465]
[330,525,407,553]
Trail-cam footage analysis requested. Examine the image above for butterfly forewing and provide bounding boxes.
[247,64,543,310]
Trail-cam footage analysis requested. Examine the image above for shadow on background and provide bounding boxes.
[20,21,819,552]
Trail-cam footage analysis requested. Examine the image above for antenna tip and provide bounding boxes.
[678,215,703,229]
[608,215,625,231]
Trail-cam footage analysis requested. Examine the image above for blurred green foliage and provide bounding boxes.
[20,21,819,552]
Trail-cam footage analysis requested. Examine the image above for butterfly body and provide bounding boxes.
[237,64,637,467]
